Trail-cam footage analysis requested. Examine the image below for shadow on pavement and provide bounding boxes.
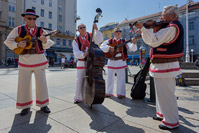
[9,111,51,133]
[78,104,145,133]
[110,96,197,132]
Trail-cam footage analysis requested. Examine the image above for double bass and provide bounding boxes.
[83,8,105,109]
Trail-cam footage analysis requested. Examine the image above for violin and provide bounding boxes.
[130,20,169,32]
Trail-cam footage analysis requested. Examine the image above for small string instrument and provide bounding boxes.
[14,30,60,55]
[104,35,141,59]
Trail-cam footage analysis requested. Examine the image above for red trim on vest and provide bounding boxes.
[36,99,49,104]
[107,65,127,69]
[75,32,90,60]
[35,41,44,54]
[162,23,180,46]
[162,121,179,127]
[18,26,22,36]
[75,32,90,52]
[151,53,183,59]
[149,67,181,73]
[40,28,43,35]
[16,100,33,106]
[109,38,128,61]
[156,48,167,52]
[25,24,38,37]
[18,61,48,68]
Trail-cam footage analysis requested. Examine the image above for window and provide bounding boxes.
[189,36,195,46]
[49,11,52,19]
[32,7,36,11]
[104,33,108,40]
[40,22,44,28]
[58,26,62,32]
[49,0,52,7]
[12,6,15,12]
[41,9,44,17]
[63,39,66,46]
[9,5,12,11]
[68,40,72,46]
[59,15,62,22]
[41,0,44,5]
[9,17,14,27]
[58,5,62,11]
[57,39,60,45]
[111,33,114,38]
[189,22,194,30]
[9,4,15,12]
[48,23,52,29]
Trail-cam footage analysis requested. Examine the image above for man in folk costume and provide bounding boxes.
[4,9,54,115]
[135,5,183,130]
[100,28,137,99]
[72,23,103,104]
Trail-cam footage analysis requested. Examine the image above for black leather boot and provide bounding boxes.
[20,108,30,116]
[41,106,51,113]
[152,116,163,121]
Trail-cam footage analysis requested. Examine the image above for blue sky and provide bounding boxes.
[77,0,197,32]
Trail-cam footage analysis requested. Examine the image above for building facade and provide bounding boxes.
[0,0,16,65]
[0,0,77,65]
[117,2,199,63]
[99,22,118,40]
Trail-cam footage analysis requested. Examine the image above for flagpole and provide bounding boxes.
[185,0,190,62]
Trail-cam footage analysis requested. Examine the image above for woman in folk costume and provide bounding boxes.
[72,23,103,104]
[135,5,183,130]
[100,28,137,99]
[4,9,54,115]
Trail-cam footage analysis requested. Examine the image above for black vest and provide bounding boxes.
[18,25,44,53]
[151,20,184,59]
[109,38,128,61]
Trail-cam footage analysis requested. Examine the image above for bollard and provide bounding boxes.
[149,76,156,102]
[125,68,128,83]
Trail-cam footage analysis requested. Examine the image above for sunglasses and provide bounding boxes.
[115,30,122,33]
[79,26,86,29]
[26,17,37,21]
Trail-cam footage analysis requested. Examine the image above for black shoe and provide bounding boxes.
[159,124,178,130]
[117,96,125,99]
[20,108,30,116]
[41,106,51,113]
[74,101,80,104]
[153,116,163,121]
[105,95,111,98]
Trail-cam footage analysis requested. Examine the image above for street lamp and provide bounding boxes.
[185,0,190,62]
[191,49,194,62]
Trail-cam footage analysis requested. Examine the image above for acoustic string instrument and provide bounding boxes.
[14,30,60,55]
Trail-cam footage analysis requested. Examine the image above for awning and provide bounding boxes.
[47,52,56,57]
